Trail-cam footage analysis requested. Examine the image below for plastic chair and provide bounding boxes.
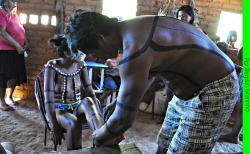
[34,69,102,151]
[35,68,59,150]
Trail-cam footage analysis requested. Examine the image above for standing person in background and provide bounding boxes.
[226,30,238,49]
[176,5,205,33]
[0,0,28,111]
[176,5,195,25]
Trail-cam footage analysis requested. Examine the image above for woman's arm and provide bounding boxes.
[0,26,24,54]
[93,54,152,145]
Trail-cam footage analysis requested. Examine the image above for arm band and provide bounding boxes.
[116,101,138,112]
[105,121,119,136]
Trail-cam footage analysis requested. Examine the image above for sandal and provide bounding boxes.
[0,104,15,111]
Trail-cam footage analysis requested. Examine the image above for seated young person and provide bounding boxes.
[44,35,123,150]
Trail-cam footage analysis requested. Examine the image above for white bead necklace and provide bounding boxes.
[45,63,84,103]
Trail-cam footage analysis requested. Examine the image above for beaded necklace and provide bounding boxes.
[45,61,86,103]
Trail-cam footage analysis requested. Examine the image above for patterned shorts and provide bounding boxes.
[156,71,239,154]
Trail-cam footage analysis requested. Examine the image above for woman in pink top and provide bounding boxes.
[0,0,28,111]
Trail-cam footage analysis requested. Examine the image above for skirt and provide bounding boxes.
[0,50,27,88]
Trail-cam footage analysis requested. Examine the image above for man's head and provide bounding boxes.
[66,10,119,58]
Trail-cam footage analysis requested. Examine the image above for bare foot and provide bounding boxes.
[5,97,19,106]
[0,104,14,111]
[218,134,239,144]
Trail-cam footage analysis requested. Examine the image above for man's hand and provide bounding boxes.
[93,128,124,147]
[92,128,105,147]
[103,101,116,121]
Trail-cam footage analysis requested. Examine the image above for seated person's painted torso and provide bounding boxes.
[119,16,234,100]
[45,59,87,111]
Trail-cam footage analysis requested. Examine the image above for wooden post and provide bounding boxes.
[56,0,64,34]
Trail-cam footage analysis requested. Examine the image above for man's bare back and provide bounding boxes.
[119,16,234,99]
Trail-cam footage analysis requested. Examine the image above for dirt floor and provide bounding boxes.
[0,99,242,154]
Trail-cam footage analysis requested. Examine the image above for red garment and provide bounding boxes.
[0,9,25,50]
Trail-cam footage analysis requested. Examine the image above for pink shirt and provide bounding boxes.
[0,9,25,50]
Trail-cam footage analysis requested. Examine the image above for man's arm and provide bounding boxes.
[93,55,152,143]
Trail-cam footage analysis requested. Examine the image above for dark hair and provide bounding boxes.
[48,35,70,58]
[215,35,220,42]
[226,30,237,44]
[0,0,7,11]
[216,41,229,55]
[176,5,195,24]
[66,9,118,55]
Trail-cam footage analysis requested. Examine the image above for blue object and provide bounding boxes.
[103,76,118,90]
[85,61,108,69]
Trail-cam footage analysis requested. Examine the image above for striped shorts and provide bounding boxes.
[156,71,239,154]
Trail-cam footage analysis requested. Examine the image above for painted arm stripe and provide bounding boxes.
[116,101,138,112]
[119,16,159,65]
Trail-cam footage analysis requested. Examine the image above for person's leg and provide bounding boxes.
[218,101,242,144]
[75,97,124,146]
[156,96,181,154]
[0,88,14,111]
[5,87,19,105]
[5,78,20,105]
[57,110,82,150]
[218,71,243,144]
[74,97,104,131]
[166,72,239,154]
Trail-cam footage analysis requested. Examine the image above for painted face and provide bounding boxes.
[90,37,119,59]
[178,11,193,24]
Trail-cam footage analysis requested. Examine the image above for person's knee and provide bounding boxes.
[60,115,81,132]
[69,119,81,130]
[82,97,94,106]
